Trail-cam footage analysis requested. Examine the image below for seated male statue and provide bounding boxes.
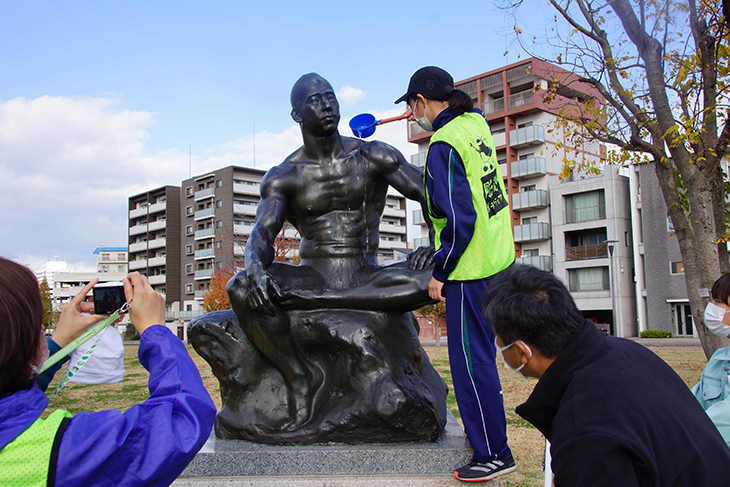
[189,73,447,444]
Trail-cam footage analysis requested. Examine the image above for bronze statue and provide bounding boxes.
[189,73,446,444]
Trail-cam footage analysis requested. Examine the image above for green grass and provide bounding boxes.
[40,343,707,487]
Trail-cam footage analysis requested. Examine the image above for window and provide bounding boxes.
[667,217,675,232]
[523,249,539,257]
[519,153,534,160]
[625,231,630,247]
[234,200,257,206]
[521,185,536,192]
[565,190,606,223]
[185,284,193,294]
[186,187,193,197]
[216,179,223,188]
[117,253,126,261]
[186,206,193,216]
[671,262,685,274]
[100,265,109,272]
[186,245,193,255]
[568,267,610,292]
[492,127,506,135]
[117,265,125,272]
[518,121,533,128]
[234,179,258,186]
[186,225,193,235]
[522,217,537,225]
[186,264,193,274]
[215,241,222,249]
[101,253,110,261]
[234,220,255,226]
[216,220,223,228]
[216,200,223,208]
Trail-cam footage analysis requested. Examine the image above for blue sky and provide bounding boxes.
[0,0,546,271]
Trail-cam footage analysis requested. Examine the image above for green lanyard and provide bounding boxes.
[39,302,130,395]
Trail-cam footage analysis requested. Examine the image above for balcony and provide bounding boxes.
[378,239,404,250]
[383,206,407,219]
[195,187,215,200]
[148,274,166,285]
[516,255,552,272]
[195,248,215,259]
[233,204,257,217]
[508,90,534,110]
[411,152,427,170]
[194,290,209,299]
[148,256,166,267]
[233,182,260,196]
[195,208,215,220]
[148,201,166,214]
[483,98,505,116]
[129,223,148,236]
[129,206,148,219]
[128,259,147,271]
[129,241,147,253]
[148,237,166,250]
[234,224,253,236]
[195,269,214,279]
[511,157,547,180]
[566,243,608,261]
[511,189,549,211]
[148,220,166,232]
[506,62,532,83]
[481,72,503,91]
[509,125,545,148]
[413,209,426,225]
[195,228,215,239]
[180,310,206,319]
[492,132,506,147]
[408,121,432,139]
[513,222,551,242]
[379,223,406,235]
[413,237,430,248]
[565,204,606,224]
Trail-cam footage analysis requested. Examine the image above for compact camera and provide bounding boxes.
[93,282,126,315]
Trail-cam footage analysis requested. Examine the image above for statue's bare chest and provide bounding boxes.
[291,157,374,215]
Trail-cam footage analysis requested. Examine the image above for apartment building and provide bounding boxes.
[93,246,128,273]
[51,271,127,309]
[127,186,181,309]
[409,58,637,337]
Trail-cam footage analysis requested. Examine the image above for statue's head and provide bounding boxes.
[290,73,340,137]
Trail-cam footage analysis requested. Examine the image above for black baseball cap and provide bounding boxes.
[395,66,454,104]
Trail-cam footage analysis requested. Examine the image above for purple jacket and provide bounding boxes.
[0,325,216,486]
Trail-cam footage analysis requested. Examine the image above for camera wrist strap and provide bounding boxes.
[38,303,130,397]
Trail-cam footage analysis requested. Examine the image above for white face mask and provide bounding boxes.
[495,338,532,376]
[704,302,730,338]
[414,98,433,132]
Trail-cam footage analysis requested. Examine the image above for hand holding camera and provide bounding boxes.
[123,272,165,335]
[53,279,109,347]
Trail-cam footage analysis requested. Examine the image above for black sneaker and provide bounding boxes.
[454,453,517,482]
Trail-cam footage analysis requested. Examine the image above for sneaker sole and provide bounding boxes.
[453,464,517,482]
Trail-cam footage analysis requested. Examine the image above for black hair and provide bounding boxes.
[408,87,474,118]
[711,274,730,304]
[482,265,585,358]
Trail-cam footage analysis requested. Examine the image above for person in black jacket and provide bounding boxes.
[482,264,730,486]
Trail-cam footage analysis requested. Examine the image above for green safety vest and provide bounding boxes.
[0,409,72,487]
[425,112,514,281]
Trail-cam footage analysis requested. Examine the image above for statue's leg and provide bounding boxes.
[342,263,435,312]
[227,263,325,428]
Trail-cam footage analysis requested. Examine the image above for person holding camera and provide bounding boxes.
[0,257,216,486]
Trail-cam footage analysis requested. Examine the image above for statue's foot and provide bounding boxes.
[283,362,325,431]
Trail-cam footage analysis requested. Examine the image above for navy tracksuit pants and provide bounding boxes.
[445,278,510,462]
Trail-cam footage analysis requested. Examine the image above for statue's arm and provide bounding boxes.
[242,169,289,315]
[368,142,436,269]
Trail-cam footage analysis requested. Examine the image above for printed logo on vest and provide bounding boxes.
[481,169,508,218]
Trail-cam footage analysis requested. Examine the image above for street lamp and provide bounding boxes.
[604,239,620,337]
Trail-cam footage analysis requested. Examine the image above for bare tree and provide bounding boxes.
[505,0,730,357]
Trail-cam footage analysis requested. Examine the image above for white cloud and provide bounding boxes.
[337,85,367,107]
[0,95,419,271]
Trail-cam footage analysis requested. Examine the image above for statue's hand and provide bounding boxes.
[407,245,436,271]
[278,289,318,311]
[245,265,282,316]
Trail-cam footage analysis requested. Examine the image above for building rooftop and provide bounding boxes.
[93,246,128,254]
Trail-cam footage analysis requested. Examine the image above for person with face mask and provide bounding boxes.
[395,66,516,482]
[692,274,730,447]
[483,264,730,486]
[0,257,216,486]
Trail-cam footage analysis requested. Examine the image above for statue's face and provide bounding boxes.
[293,87,340,137]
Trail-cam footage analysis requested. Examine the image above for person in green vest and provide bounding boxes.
[395,66,516,482]
[0,257,215,486]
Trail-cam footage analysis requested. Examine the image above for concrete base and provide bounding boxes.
[172,474,503,486]
[177,413,473,479]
